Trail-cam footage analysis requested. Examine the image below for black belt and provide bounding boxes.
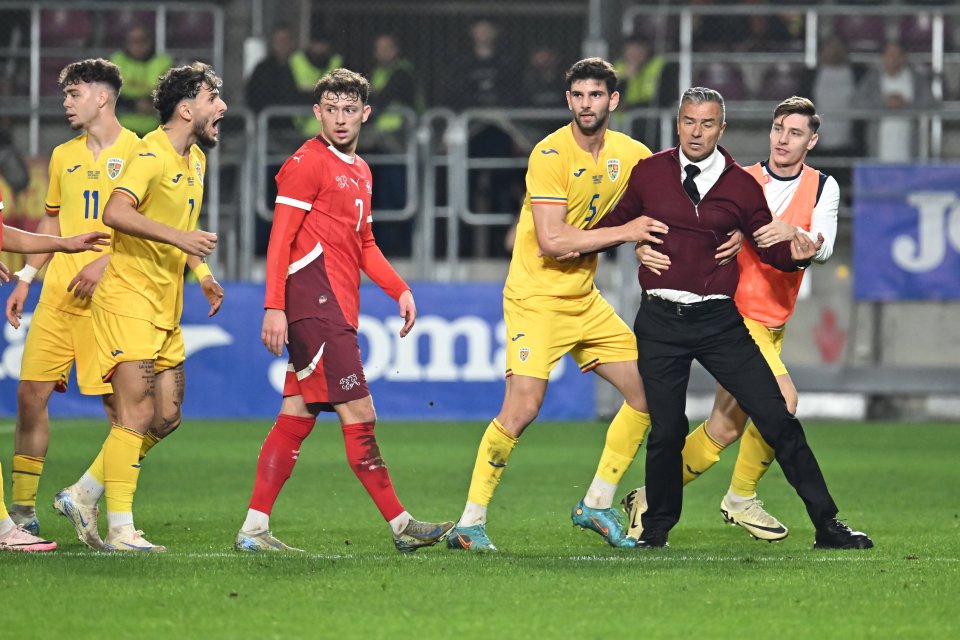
[642,293,730,317]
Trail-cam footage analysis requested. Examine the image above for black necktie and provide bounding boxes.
[683,164,701,205]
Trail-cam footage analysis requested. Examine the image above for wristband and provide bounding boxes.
[192,262,213,281]
[15,264,38,284]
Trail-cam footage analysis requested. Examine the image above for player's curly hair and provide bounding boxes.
[313,68,370,105]
[58,58,122,94]
[773,96,821,134]
[152,62,223,124]
[565,57,618,95]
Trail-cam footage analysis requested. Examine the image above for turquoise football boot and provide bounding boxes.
[571,499,637,548]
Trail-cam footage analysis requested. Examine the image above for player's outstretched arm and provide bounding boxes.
[532,204,668,258]
[1,225,109,254]
[262,308,288,356]
[187,255,224,317]
[103,192,217,257]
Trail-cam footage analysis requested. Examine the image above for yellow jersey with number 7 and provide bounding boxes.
[504,124,650,300]
[94,127,206,329]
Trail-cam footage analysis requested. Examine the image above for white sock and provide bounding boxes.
[457,502,487,527]
[241,509,270,534]
[388,510,411,535]
[0,517,15,536]
[107,511,134,530]
[584,476,618,510]
[725,490,756,506]
[76,472,104,505]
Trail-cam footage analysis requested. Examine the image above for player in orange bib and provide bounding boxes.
[625,97,857,545]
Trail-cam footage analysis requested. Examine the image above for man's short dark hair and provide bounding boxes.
[58,58,122,94]
[773,96,821,134]
[313,68,370,105]
[565,57,618,95]
[679,86,726,123]
[152,62,222,124]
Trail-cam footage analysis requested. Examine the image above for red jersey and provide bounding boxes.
[264,137,409,326]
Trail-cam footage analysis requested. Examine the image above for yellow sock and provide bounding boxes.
[139,432,161,461]
[102,424,144,515]
[11,454,44,507]
[465,419,518,506]
[730,420,775,497]
[596,402,651,484]
[0,461,9,521]
[681,421,726,485]
[89,446,106,484]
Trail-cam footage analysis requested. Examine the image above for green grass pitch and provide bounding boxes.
[3,419,958,638]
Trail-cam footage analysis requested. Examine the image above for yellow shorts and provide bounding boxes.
[91,304,185,382]
[503,291,637,380]
[19,302,112,395]
[743,315,788,377]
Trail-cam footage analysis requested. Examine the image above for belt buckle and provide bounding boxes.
[675,302,687,317]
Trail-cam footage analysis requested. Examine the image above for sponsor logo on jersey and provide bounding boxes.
[607,158,620,182]
[172,173,183,183]
[139,152,156,157]
[518,346,530,362]
[510,333,525,342]
[318,295,328,305]
[67,164,81,173]
[574,168,586,177]
[541,149,559,155]
[106,157,123,180]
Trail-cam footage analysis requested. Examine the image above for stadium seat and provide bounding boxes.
[900,14,954,53]
[102,10,156,49]
[832,15,888,52]
[755,62,807,101]
[694,62,747,101]
[166,11,214,48]
[40,9,92,48]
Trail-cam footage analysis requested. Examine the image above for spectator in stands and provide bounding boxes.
[737,6,796,52]
[522,45,566,109]
[812,34,861,157]
[446,19,513,110]
[289,32,344,136]
[365,33,419,256]
[245,23,300,115]
[110,24,172,136]
[615,37,670,147]
[856,41,935,162]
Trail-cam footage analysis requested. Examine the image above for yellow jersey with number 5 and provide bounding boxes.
[95,127,206,329]
[40,128,140,316]
[504,124,650,300]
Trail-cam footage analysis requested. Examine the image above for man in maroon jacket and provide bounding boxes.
[596,87,872,550]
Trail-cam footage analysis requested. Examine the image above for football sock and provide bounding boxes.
[681,421,726,485]
[389,511,412,536]
[342,421,404,521]
[88,444,106,484]
[139,431,162,461]
[75,471,105,505]
[724,489,756,507]
[241,509,270,534]
[102,424,144,519]
[248,414,316,514]
[11,454,44,507]
[0,461,10,526]
[458,502,487,527]
[586,402,651,508]
[464,419,518,511]
[729,420,776,498]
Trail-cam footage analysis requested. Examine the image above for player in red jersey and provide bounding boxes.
[234,68,453,553]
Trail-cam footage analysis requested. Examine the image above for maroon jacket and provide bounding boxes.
[596,145,798,297]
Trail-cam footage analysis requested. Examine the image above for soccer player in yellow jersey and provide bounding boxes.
[2,59,139,537]
[0,187,110,552]
[448,58,677,551]
[53,62,226,552]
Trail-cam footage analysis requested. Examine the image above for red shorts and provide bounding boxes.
[283,317,370,410]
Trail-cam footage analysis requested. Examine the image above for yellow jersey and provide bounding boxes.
[95,127,206,329]
[40,128,141,316]
[503,124,651,300]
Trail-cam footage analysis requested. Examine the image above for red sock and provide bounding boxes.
[248,414,316,514]
[342,422,404,521]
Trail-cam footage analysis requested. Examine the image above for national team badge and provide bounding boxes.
[607,158,620,182]
[106,157,123,180]
[336,175,349,189]
[518,347,530,362]
[195,160,204,185]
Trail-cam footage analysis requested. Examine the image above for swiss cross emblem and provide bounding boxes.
[336,175,349,189]
[607,158,620,182]
[106,157,123,180]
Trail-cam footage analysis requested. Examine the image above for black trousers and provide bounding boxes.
[635,294,839,535]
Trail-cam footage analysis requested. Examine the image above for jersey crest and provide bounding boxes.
[607,158,620,182]
[106,157,124,180]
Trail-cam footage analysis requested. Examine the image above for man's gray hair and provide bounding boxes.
[678,87,725,122]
